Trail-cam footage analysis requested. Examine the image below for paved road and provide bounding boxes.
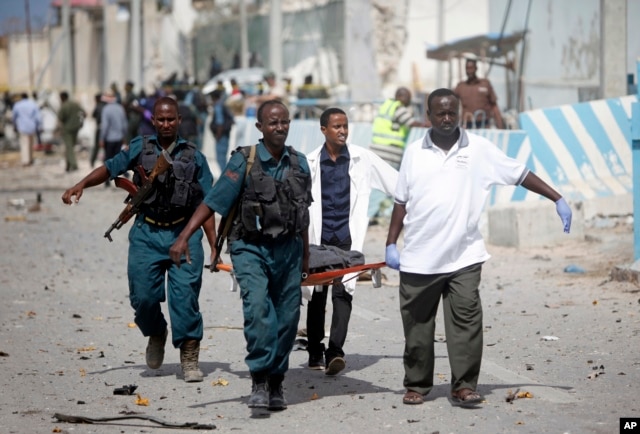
[0,151,638,433]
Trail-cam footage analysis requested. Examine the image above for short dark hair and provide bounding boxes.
[60,91,69,101]
[427,88,457,111]
[256,100,287,122]
[320,107,346,127]
[152,96,179,115]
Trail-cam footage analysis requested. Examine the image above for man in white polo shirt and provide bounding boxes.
[384,88,572,407]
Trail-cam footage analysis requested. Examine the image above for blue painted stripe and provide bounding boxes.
[573,103,629,178]
[545,108,612,196]
[606,99,633,147]
[518,114,569,188]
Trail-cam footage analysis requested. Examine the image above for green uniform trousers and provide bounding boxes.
[399,262,483,396]
[62,130,79,171]
[230,235,303,376]
[127,217,204,349]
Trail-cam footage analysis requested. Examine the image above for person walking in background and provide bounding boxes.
[170,100,312,411]
[251,71,289,107]
[454,58,504,129]
[385,88,572,407]
[304,108,397,375]
[57,91,85,172]
[61,97,216,383]
[209,89,234,173]
[178,98,200,147]
[90,92,105,168]
[99,89,128,186]
[370,87,426,170]
[12,92,42,167]
[123,81,142,143]
[110,81,122,104]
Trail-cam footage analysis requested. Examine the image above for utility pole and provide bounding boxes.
[600,0,627,98]
[436,0,444,88]
[632,60,640,261]
[240,0,248,69]
[131,0,142,90]
[269,0,282,77]
[61,0,73,91]
[102,0,109,90]
[24,0,34,92]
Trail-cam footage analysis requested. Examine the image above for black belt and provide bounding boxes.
[143,216,186,227]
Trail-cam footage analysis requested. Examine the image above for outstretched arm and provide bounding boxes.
[61,166,110,204]
[520,172,572,233]
[520,172,561,201]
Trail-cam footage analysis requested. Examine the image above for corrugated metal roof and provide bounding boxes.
[426,31,527,61]
[50,0,102,8]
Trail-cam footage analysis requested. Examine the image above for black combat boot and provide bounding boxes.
[268,374,287,411]
[248,372,269,408]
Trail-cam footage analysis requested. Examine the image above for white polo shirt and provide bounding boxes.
[395,128,528,274]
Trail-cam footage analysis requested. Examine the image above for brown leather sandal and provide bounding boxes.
[449,388,483,407]
[403,390,424,405]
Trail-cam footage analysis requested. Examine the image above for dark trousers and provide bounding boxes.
[399,262,483,396]
[103,140,123,186]
[306,236,352,361]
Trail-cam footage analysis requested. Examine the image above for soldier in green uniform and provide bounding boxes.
[170,100,312,412]
[62,97,215,383]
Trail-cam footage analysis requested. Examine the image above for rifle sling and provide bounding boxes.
[216,145,256,248]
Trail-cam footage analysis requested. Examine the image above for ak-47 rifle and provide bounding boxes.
[104,149,173,241]
[208,145,256,271]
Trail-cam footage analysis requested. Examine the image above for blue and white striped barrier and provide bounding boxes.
[519,96,635,203]
[232,95,635,211]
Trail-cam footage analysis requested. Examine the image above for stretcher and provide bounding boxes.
[207,261,387,289]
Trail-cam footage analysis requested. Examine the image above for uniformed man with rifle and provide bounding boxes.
[61,96,215,383]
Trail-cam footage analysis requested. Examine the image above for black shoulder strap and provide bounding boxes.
[218,145,256,240]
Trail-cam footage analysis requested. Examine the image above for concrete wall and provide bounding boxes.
[7,33,52,92]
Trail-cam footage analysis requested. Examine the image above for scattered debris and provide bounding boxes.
[310,393,319,401]
[211,378,229,387]
[0,351,9,357]
[541,336,559,341]
[135,394,149,406]
[506,389,533,403]
[113,385,138,395]
[564,265,585,273]
[587,371,604,380]
[53,413,216,430]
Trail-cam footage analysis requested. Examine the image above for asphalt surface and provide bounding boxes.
[1,149,639,434]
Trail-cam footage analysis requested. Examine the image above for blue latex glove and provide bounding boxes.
[385,244,400,270]
[555,198,572,233]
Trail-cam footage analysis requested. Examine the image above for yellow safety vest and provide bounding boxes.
[371,99,409,148]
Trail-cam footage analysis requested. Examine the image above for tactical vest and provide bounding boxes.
[371,99,409,148]
[229,145,312,241]
[133,136,204,221]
